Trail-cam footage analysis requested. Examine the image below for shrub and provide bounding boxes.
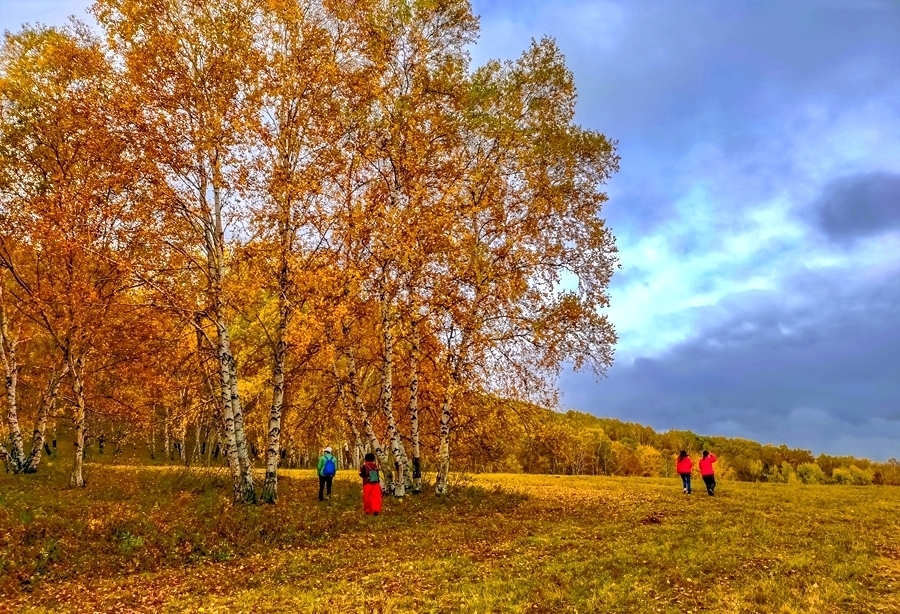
[848,465,874,486]
[785,466,800,485]
[637,445,663,477]
[611,441,642,476]
[831,466,872,486]
[797,463,826,485]
[831,468,851,485]
[746,459,764,482]
[768,461,797,484]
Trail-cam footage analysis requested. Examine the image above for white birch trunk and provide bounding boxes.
[345,345,391,492]
[262,219,291,503]
[435,389,453,495]
[0,305,25,472]
[68,354,86,488]
[178,413,187,465]
[164,404,171,463]
[261,331,287,503]
[25,362,68,473]
[147,422,155,461]
[379,300,410,496]
[203,157,255,503]
[333,361,367,471]
[409,320,422,492]
[176,389,188,464]
[398,439,412,487]
[215,321,245,501]
[353,432,364,468]
[225,343,255,501]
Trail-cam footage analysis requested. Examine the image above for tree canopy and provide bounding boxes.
[0,0,619,501]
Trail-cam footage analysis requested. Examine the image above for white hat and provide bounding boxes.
[324,446,333,453]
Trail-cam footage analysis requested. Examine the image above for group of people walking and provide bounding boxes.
[676,450,717,496]
[314,446,719,511]
[316,446,383,515]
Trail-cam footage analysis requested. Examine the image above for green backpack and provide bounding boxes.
[366,463,379,484]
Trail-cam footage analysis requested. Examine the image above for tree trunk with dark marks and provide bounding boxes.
[344,342,391,492]
[435,388,453,496]
[379,300,410,496]
[261,330,287,503]
[68,354,87,488]
[0,302,25,473]
[333,361,367,474]
[24,361,68,473]
[409,319,423,492]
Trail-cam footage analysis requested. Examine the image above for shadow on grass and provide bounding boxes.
[0,463,529,597]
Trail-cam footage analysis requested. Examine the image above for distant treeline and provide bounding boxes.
[451,407,900,486]
[47,402,898,489]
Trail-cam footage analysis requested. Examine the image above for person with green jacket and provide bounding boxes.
[317,446,337,501]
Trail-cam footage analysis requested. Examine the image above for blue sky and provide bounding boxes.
[4,1,899,460]
[467,0,900,460]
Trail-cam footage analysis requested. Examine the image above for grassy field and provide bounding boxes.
[2,461,899,613]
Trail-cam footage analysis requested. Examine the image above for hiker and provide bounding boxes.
[676,450,693,494]
[699,450,717,496]
[317,446,337,501]
[359,452,382,516]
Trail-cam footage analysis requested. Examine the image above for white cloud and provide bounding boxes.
[468,2,900,370]
[607,86,900,358]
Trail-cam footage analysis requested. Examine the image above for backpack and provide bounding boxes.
[365,463,379,484]
[322,455,336,477]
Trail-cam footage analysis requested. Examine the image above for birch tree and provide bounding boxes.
[335,0,477,496]
[251,0,365,503]
[0,24,159,485]
[96,0,264,502]
[431,38,619,494]
[335,317,392,491]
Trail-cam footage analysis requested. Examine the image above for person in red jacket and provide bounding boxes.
[359,452,382,515]
[699,450,717,496]
[676,450,693,494]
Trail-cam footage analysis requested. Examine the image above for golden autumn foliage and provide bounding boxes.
[0,0,621,500]
[0,0,893,508]
[3,4,897,613]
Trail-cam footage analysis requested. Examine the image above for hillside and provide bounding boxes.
[451,407,900,486]
[40,406,900,489]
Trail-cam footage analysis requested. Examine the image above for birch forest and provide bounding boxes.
[0,0,620,502]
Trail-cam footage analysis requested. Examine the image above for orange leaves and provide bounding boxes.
[0,1,621,497]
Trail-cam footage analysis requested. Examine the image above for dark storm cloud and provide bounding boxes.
[473,0,900,234]
[484,1,900,459]
[562,268,900,460]
[565,0,900,136]
[816,172,900,241]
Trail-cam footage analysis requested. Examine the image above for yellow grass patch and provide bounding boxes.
[2,464,899,613]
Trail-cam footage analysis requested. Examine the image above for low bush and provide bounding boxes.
[797,463,827,485]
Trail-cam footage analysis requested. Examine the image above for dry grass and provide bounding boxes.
[2,462,899,613]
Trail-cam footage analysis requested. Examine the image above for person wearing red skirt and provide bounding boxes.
[359,453,382,515]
